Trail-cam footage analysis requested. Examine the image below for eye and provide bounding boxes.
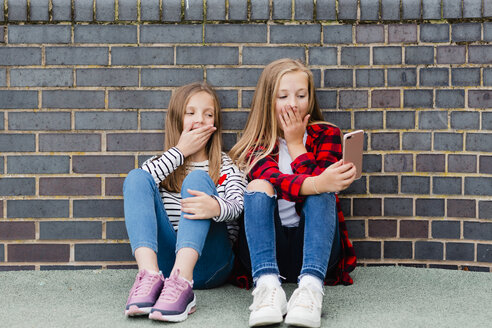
[207,113,213,118]
[278,95,287,99]
[185,111,193,115]
[298,94,306,98]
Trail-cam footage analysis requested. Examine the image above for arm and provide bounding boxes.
[141,147,184,185]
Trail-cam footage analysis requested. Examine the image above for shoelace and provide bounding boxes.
[250,285,278,310]
[133,271,160,297]
[289,286,322,312]
[159,271,188,302]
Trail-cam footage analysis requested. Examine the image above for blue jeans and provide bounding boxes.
[123,169,234,289]
[243,189,340,282]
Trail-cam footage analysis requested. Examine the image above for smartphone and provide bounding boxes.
[342,130,364,180]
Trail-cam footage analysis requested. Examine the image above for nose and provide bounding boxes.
[288,95,298,109]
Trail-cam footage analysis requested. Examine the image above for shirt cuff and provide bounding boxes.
[210,195,226,222]
[291,152,316,173]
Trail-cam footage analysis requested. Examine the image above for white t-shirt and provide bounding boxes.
[277,132,308,227]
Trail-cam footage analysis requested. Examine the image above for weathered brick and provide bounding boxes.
[46,47,109,65]
[176,46,238,65]
[420,68,449,87]
[30,0,49,21]
[112,47,172,65]
[353,198,382,216]
[9,112,71,131]
[359,0,379,21]
[443,0,462,18]
[450,111,479,129]
[216,90,238,109]
[369,176,398,194]
[401,0,420,19]
[243,47,304,65]
[468,90,492,108]
[311,69,322,87]
[39,134,101,152]
[466,133,492,152]
[463,0,482,18]
[184,0,203,20]
[73,155,134,174]
[447,242,474,261]
[0,178,35,196]
[434,132,463,151]
[52,0,72,21]
[389,24,417,43]
[404,90,433,108]
[11,68,72,87]
[436,46,466,65]
[76,69,138,87]
[448,154,477,173]
[416,154,445,172]
[222,133,237,151]
[0,69,5,86]
[465,177,492,196]
[141,25,201,43]
[484,112,492,129]
[74,0,94,21]
[0,91,38,109]
[339,91,367,109]
[106,133,164,151]
[451,68,480,86]
[356,69,384,87]
[75,244,133,261]
[419,111,448,130]
[75,25,137,43]
[486,1,492,17]
[109,91,171,109]
[384,198,413,217]
[106,221,129,239]
[7,156,70,174]
[75,112,137,130]
[381,0,400,20]
[7,200,69,218]
[479,201,492,219]
[341,176,367,195]
[271,25,321,44]
[8,244,70,262]
[386,111,415,129]
[433,177,461,195]
[206,0,226,20]
[162,0,181,21]
[241,90,254,108]
[40,221,102,240]
[73,200,124,218]
[308,47,337,66]
[8,25,70,43]
[401,220,429,238]
[372,90,400,108]
[142,68,203,87]
[118,0,138,20]
[387,68,416,87]
[485,68,492,86]
[356,25,383,43]
[345,220,365,239]
[222,112,249,130]
[0,47,41,65]
[207,68,262,87]
[228,0,247,20]
[452,23,481,42]
[405,46,434,65]
[323,111,350,127]
[141,0,160,20]
[7,0,27,21]
[39,177,101,196]
[363,154,382,173]
[415,241,443,260]
[372,46,401,65]
[420,24,449,42]
[432,221,460,239]
[323,25,352,44]
[206,24,266,43]
[417,199,445,217]
[0,222,35,240]
[469,46,492,64]
[294,0,313,20]
[401,176,430,194]
[447,199,475,218]
[338,0,357,20]
[352,241,381,259]
[0,134,36,152]
[354,111,383,129]
[369,220,397,237]
[384,154,413,172]
[384,241,412,259]
[485,23,492,41]
[341,47,370,66]
[371,133,399,150]
[324,69,353,87]
[480,156,492,174]
[43,91,105,109]
[106,177,125,196]
[477,244,492,263]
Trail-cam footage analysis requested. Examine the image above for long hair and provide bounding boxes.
[229,58,327,175]
[160,82,223,192]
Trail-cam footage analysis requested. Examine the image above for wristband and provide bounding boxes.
[312,177,320,195]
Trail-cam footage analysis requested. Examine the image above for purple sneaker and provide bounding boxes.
[125,270,164,316]
[149,270,196,322]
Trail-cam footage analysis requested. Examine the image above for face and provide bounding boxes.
[275,71,310,127]
[183,91,215,131]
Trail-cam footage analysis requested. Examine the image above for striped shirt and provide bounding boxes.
[141,147,246,242]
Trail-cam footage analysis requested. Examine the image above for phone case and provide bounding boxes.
[342,130,364,180]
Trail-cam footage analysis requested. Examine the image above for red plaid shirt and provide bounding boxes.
[247,123,357,285]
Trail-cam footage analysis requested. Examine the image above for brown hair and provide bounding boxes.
[160,82,223,192]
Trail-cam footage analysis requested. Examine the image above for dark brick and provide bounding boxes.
[207,68,262,87]
[469,90,492,108]
[112,47,173,65]
[434,132,463,151]
[0,47,42,66]
[39,177,101,196]
[7,200,69,218]
[415,241,443,260]
[109,91,171,109]
[484,112,492,129]
[416,154,445,172]
[356,25,384,43]
[9,112,71,131]
[354,112,383,129]
[369,176,398,194]
[486,22,492,41]
[107,133,164,152]
[371,133,399,151]
[77,69,138,87]
[0,178,35,196]
[449,155,476,173]
[464,222,492,241]
[353,241,381,259]
[43,91,105,109]
[477,244,492,263]
[446,243,474,261]
[324,69,353,87]
[118,0,138,20]
[419,111,448,130]
[222,112,249,130]
[387,68,417,87]
[40,221,102,240]
[243,47,305,65]
[362,154,382,173]
[206,24,268,43]
[8,25,71,44]
[74,0,94,21]
[75,244,133,261]
[0,222,35,240]
[177,46,238,65]
[463,0,482,18]
[384,198,413,217]
[389,24,417,43]
[371,90,400,108]
[272,0,290,19]
[443,0,462,18]
[106,177,125,196]
[8,244,70,262]
[437,46,466,64]
[141,68,203,87]
[432,221,461,239]
[485,68,492,86]
[353,198,382,216]
[294,0,313,19]
[402,0,421,19]
[401,176,430,194]
[72,156,134,174]
[339,91,367,109]
[345,220,365,239]
[317,91,337,109]
[250,0,269,20]
[452,23,481,42]
[369,220,397,238]
[469,46,492,64]
[433,177,461,195]
[0,134,36,152]
[416,199,445,217]
[466,133,492,152]
[323,111,350,129]
[420,24,449,42]
[141,25,202,43]
[222,133,237,151]
[465,177,492,196]
[74,25,137,43]
[0,266,36,271]
[400,220,429,238]
[381,0,400,20]
[11,69,72,87]
[404,90,433,108]
[436,90,465,109]
[359,0,379,20]
[323,25,352,44]
[338,0,357,20]
[420,68,449,87]
[52,0,72,21]
[106,221,129,239]
[162,0,182,21]
[386,111,415,129]
[0,244,3,262]
[384,154,413,172]
[141,111,166,130]
[39,134,101,152]
[480,156,492,174]
[384,241,412,259]
[75,112,137,130]
[447,199,475,218]
[183,0,202,20]
[405,46,434,65]
[0,91,38,109]
[216,90,238,109]
[402,132,431,151]
[340,176,367,195]
[341,47,370,65]
[462,266,490,272]
[73,200,124,218]
[40,265,102,271]
[309,47,337,66]
[46,47,109,65]
[373,47,402,65]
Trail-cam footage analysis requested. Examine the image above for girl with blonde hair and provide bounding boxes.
[123,82,246,322]
[230,59,357,327]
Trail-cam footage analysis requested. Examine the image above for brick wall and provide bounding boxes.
[0,0,491,272]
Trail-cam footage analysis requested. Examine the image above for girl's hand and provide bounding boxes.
[316,160,357,193]
[175,125,216,158]
[278,105,310,147]
[181,189,221,219]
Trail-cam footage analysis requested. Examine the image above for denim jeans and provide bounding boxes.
[123,168,234,289]
[242,189,340,282]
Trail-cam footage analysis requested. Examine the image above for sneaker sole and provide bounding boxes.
[149,295,196,322]
[285,314,320,328]
[249,314,284,327]
[125,305,152,317]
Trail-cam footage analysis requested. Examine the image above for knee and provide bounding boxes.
[181,170,214,194]
[246,179,275,196]
[124,169,152,186]
[305,191,335,204]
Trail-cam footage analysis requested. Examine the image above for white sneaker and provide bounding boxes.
[248,284,287,327]
[284,285,324,328]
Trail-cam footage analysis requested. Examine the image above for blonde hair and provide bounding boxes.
[229,58,328,174]
[160,82,222,192]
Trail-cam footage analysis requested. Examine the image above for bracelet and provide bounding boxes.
[312,177,320,195]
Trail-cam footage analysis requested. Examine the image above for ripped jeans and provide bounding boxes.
[239,188,341,282]
[123,168,234,289]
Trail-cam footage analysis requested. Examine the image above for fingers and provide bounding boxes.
[303,114,310,127]
[186,189,206,196]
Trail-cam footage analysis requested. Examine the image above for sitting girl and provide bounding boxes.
[123,82,246,322]
[230,59,357,328]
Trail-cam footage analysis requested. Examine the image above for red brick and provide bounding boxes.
[8,244,70,262]
[39,177,101,196]
[371,90,400,108]
[400,220,429,238]
[106,177,124,196]
[0,222,35,240]
[369,220,397,237]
